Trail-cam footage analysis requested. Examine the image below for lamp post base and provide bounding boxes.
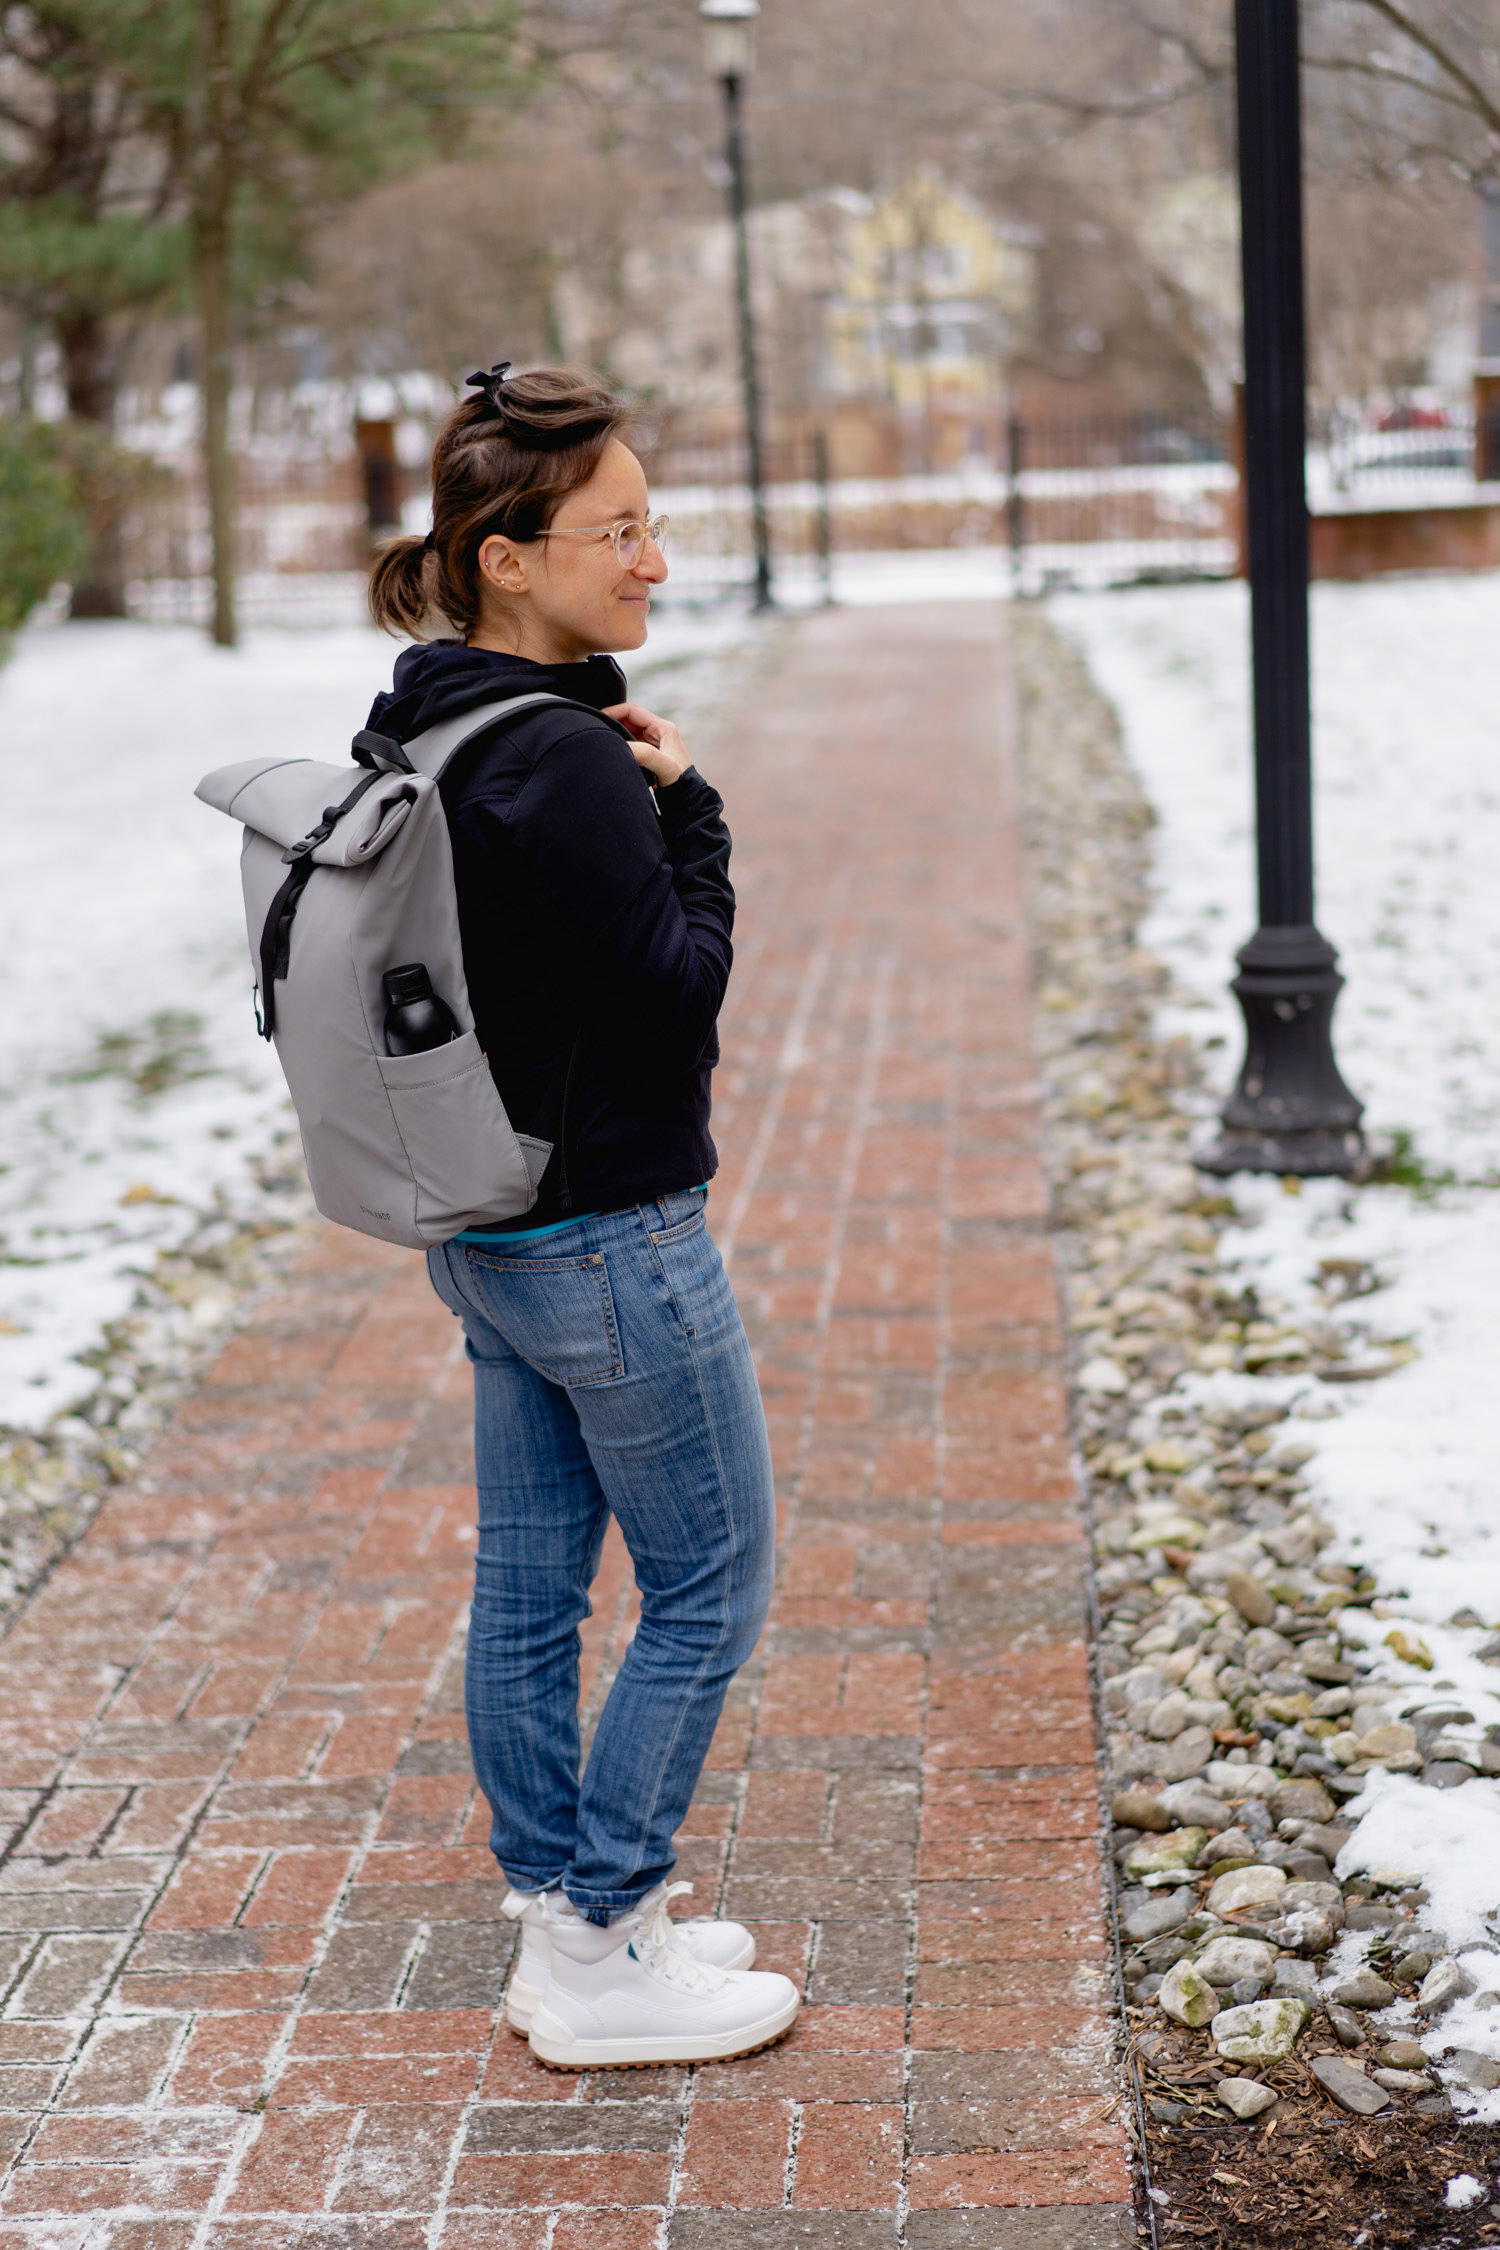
[1196,923,1366,1178]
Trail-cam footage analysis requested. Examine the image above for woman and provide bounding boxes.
[365,362,798,2070]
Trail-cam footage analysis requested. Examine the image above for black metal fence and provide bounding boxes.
[635,411,1236,605]
[116,405,1247,622]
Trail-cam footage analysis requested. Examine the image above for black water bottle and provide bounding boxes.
[382,963,459,1055]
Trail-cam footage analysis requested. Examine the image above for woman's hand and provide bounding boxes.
[604,700,690,788]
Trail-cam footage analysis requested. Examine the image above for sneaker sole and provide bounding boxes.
[505,1934,757,2036]
[526,1991,800,2071]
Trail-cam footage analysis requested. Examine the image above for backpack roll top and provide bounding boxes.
[194,695,579,1251]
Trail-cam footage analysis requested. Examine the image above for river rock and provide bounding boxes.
[1157,1781,1226,1830]
[1144,1691,1192,1740]
[1446,2049,1500,2091]
[1203,1761,1281,1800]
[1417,1958,1474,2014]
[1300,1822,1354,1863]
[1116,1665,1170,1712]
[1331,1968,1398,2010]
[1224,1571,1277,1628]
[1273,1958,1320,1999]
[1157,1725,1216,1782]
[1310,2054,1390,2115]
[1123,1827,1208,1882]
[1113,1789,1172,1832]
[1266,1908,1337,1956]
[1302,1643,1356,1686]
[1216,2075,1278,2119]
[1355,1722,1418,1766]
[1206,1864,1288,1916]
[1423,1760,1477,1789]
[1344,1901,1399,1932]
[1377,2039,1429,2071]
[1325,2003,1367,2048]
[1281,1881,1342,1916]
[1158,1958,1218,2028]
[1196,1936,1277,1988]
[1243,1628,1297,1674]
[1211,1997,1310,2064]
[1271,1777,1337,1824]
[1122,1888,1196,1944]
[1206,1826,1256,1867]
[1372,2067,1431,2092]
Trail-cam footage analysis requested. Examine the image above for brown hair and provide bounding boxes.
[368,365,631,640]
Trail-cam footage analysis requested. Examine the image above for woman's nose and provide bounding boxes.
[634,543,668,585]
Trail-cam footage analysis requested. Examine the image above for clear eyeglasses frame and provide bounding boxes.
[532,515,670,568]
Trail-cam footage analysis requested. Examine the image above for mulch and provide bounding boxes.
[1135,2023,1500,2247]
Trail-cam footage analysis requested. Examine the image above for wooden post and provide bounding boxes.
[355,418,401,538]
[813,426,835,605]
[1474,369,1500,486]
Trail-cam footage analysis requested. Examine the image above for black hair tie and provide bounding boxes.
[421,532,435,553]
[465,360,513,411]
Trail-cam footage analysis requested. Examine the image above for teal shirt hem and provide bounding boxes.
[453,1184,708,1248]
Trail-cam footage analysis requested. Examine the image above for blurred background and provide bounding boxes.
[1,0,1497,635]
[0,0,1498,1546]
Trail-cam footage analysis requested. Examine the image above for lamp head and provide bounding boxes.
[701,0,757,78]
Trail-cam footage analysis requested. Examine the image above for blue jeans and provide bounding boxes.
[426,1188,775,1922]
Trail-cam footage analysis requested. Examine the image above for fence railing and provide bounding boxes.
[117,401,1497,622]
[637,413,1236,603]
[1307,417,1482,510]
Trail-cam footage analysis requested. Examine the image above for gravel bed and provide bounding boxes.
[1014,608,1500,2242]
[0,1132,313,1632]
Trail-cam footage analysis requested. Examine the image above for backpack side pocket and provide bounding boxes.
[375,1030,537,1244]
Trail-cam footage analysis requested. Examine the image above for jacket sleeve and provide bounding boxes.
[495,722,734,1074]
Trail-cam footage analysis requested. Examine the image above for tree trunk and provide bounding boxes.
[196,0,237,649]
[195,202,237,649]
[59,308,128,620]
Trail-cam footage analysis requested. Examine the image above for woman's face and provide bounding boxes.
[474,438,667,663]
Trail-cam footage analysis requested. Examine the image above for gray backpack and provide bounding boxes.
[196,692,583,1250]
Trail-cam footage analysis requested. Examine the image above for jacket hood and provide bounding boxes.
[365,640,628,745]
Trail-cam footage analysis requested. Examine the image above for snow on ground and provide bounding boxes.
[1052,569,1500,2106]
[0,604,757,1433]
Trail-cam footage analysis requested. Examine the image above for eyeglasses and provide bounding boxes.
[533,515,670,568]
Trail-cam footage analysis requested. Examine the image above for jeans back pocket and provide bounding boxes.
[466,1248,623,1386]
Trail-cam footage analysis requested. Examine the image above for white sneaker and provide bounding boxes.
[525,1887,800,2069]
[501,1880,756,2034]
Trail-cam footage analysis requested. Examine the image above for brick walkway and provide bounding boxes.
[0,603,1134,2248]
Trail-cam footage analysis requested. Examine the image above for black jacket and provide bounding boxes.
[365,640,734,1229]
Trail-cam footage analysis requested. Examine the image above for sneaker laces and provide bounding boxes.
[631,1881,728,1995]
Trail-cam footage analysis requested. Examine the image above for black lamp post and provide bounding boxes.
[1199,0,1364,1178]
[701,0,774,612]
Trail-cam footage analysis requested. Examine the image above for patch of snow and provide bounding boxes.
[0,608,756,1431]
[1051,569,1500,2101]
[1335,1772,1500,1951]
[1444,2175,1486,2210]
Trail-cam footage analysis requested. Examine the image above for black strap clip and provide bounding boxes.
[258,767,384,1037]
[352,727,414,774]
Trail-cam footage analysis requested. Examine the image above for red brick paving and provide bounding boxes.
[0,604,1133,2247]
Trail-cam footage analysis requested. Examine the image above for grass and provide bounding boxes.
[1367,1127,1470,1201]
[63,1010,214,1101]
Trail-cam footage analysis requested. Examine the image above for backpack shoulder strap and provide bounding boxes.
[402,693,621,781]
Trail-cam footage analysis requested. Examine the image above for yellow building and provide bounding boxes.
[824,169,1033,414]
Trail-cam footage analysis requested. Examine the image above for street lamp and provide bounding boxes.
[701,0,774,612]
[1198,0,1364,1178]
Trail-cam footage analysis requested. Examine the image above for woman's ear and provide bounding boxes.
[478,533,526,594]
